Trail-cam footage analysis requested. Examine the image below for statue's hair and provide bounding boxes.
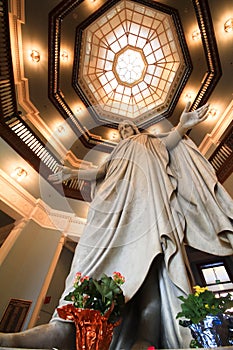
[118,120,140,139]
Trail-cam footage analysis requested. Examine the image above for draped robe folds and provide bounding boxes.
[51,133,233,348]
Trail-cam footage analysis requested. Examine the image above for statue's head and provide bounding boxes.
[118,120,140,140]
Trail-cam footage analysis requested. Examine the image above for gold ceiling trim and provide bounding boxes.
[190,0,222,111]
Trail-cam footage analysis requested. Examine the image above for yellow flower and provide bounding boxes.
[205,304,209,309]
[193,285,208,296]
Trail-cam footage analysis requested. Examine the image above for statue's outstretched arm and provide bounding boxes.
[48,162,107,184]
[164,101,209,150]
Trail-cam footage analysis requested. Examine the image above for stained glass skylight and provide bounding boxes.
[115,47,146,85]
[77,0,186,124]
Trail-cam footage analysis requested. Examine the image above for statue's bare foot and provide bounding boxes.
[0,321,76,349]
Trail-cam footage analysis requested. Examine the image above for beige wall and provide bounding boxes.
[35,245,74,325]
[0,220,62,330]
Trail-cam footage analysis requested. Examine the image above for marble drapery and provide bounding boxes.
[51,133,233,348]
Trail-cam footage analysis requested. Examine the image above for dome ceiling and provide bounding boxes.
[75,0,190,125]
[48,0,222,153]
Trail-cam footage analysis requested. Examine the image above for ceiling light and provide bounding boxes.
[30,50,40,62]
[11,167,27,182]
[224,18,233,33]
[192,29,201,41]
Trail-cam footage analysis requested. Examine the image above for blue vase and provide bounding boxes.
[189,315,222,348]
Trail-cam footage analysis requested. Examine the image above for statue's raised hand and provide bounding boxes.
[179,101,209,130]
[48,165,72,184]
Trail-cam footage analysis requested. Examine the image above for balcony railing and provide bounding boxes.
[208,121,233,184]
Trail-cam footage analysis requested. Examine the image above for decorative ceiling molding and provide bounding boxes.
[190,0,222,110]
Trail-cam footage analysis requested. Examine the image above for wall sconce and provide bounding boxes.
[56,125,66,135]
[11,167,27,182]
[151,127,160,135]
[61,50,69,62]
[76,106,83,114]
[208,108,218,119]
[30,50,40,62]
[192,29,201,41]
[184,92,193,102]
[110,131,118,141]
[224,18,233,33]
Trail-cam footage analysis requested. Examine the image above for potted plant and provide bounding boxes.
[57,271,125,350]
[176,285,233,348]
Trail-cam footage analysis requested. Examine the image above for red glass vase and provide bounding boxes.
[57,304,121,350]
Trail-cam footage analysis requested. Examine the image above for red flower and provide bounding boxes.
[113,271,125,285]
[80,275,89,283]
[73,272,90,286]
[73,272,82,285]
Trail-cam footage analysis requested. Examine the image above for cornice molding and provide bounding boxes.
[0,169,86,238]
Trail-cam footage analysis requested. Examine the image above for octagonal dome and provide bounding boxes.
[76,0,189,125]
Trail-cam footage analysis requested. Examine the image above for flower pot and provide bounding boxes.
[57,304,121,350]
[188,315,230,348]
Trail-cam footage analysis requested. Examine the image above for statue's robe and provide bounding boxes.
[51,133,233,348]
